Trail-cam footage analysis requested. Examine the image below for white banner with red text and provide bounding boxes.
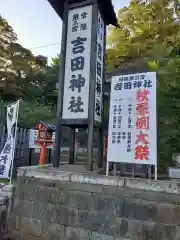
[107,72,157,166]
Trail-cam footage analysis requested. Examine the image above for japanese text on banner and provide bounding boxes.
[135,89,150,161]
[0,101,19,179]
[107,72,157,166]
[62,6,92,119]
[94,11,104,123]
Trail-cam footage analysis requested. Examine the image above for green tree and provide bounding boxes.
[0,15,58,126]
[106,0,180,172]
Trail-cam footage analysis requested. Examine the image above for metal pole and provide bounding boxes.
[132,163,135,178]
[155,165,157,180]
[53,0,68,168]
[48,149,51,164]
[97,127,103,168]
[148,165,152,179]
[87,2,98,171]
[69,128,75,164]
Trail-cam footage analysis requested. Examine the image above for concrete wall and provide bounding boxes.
[8,166,180,240]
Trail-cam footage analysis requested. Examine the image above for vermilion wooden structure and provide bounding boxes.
[35,121,55,165]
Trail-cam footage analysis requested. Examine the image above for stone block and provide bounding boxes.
[31,201,55,222]
[20,166,72,182]
[155,224,176,240]
[20,217,43,236]
[125,188,180,205]
[125,178,180,194]
[17,176,56,188]
[21,233,41,240]
[117,198,157,222]
[59,182,103,194]
[56,189,68,205]
[92,193,119,214]
[168,167,180,179]
[8,213,20,230]
[66,227,91,240]
[33,185,60,204]
[101,186,126,197]
[71,173,124,188]
[97,217,129,238]
[54,205,78,226]
[91,231,114,240]
[2,184,15,192]
[98,216,129,237]
[156,203,180,225]
[42,223,65,240]
[76,209,99,232]
[128,219,177,240]
[12,198,33,217]
[8,229,23,240]
[1,184,15,200]
[67,191,93,210]
[0,206,7,237]
[114,238,130,240]
[77,210,128,237]
[15,183,35,200]
[175,226,180,240]
[128,220,152,240]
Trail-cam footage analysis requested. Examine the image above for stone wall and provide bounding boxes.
[0,184,15,240]
[8,166,180,240]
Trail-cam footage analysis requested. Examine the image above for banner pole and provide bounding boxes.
[10,100,20,184]
[155,164,157,181]
[132,163,135,178]
[148,165,152,179]
[106,161,109,176]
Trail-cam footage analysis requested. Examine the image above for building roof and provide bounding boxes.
[47,0,117,26]
[38,120,56,131]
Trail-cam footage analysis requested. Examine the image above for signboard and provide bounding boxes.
[62,5,93,120]
[29,129,55,149]
[107,72,157,167]
[0,101,19,179]
[94,10,104,123]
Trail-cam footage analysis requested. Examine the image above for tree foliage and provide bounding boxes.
[106,0,180,172]
[0,14,57,126]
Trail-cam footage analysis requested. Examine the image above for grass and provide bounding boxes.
[0,179,9,183]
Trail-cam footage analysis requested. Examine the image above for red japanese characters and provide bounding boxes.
[135,89,150,161]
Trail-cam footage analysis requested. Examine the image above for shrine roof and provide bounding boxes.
[38,120,56,131]
[47,0,117,26]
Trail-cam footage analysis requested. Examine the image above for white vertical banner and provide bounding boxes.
[0,100,20,179]
[107,72,157,175]
[62,5,93,120]
[94,10,105,123]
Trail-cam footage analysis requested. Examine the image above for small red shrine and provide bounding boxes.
[35,121,55,165]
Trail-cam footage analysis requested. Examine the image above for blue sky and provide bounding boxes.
[0,0,129,63]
